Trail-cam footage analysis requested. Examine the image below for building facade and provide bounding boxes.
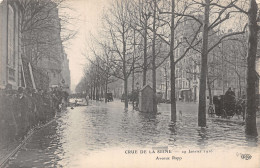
[0,0,23,89]
[21,1,71,91]
[61,52,71,92]
[157,19,248,102]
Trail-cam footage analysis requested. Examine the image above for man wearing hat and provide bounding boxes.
[25,87,36,129]
[15,87,29,139]
[0,84,17,142]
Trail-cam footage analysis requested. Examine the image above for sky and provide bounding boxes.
[62,0,112,92]
[62,0,260,92]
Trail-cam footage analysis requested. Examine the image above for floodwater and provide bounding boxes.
[5,100,260,168]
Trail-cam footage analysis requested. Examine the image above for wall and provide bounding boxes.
[0,0,22,89]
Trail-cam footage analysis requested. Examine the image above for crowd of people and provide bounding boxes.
[0,84,69,144]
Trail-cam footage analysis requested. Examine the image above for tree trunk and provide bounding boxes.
[152,0,157,113]
[133,30,136,108]
[96,80,99,101]
[132,69,135,108]
[165,67,168,100]
[238,75,241,98]
[90,84,93,100]
[207,78,213,105]
[105,78,108,103]
[124,77,128,109]
[93,84,96,100]
[143,19,148,86]
[198,0,210,127]
[123,39,128,108]
[170,0,176,122]
[245,0,258,136]
[100,85,104,99]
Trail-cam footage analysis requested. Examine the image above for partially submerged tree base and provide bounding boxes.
[245,0,258,136]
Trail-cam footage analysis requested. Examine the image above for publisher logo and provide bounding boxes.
[236,153,252,160]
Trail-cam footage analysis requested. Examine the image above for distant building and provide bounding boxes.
[157,18,248,102]
[61,52,71,92]
[0,0,23,89]
[21,1,71,91]
[165,16,201,102]
[208,32,247,97]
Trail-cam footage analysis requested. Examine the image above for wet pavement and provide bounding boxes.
[5,100,260,168]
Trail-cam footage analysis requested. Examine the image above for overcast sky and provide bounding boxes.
[63,0,260,92]
[63,0,111,92]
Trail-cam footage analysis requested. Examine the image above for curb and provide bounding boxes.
[0,118,56,168]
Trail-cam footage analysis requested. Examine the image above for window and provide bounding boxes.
[7,4,16,81]
[8,5,15,68]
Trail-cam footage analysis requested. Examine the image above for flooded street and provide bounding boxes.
[6,100,260,168]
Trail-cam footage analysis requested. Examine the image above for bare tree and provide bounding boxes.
[86,41,119,102]
[130,0,153,86]
[153,0,203,120]
[176,0,248,127]
[245,0,258,136]
[20,0,76,65]
[101,0,139,108]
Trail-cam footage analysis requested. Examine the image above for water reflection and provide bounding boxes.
[168,122,177,135]
[197,127,208,148]
[245,135,258,147]
[6,101,259,167]
[168,122,177,147]
[137,112,160,146]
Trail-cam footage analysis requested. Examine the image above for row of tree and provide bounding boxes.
[77,0,258,136]
[19,0,75,66]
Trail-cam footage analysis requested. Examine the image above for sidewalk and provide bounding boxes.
[0,116,59,167]
[0,140,21,165]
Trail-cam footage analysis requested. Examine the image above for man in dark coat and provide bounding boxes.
[63,91,69,107]
[13,87,29,139]
[36,89,45,124]
[224,87,236,115]
[51,91,59,113]
[1,84,17,142]
[42,91,51,121]
[225,88,235,102]
[25,88,36,129]
[4,86,17,142]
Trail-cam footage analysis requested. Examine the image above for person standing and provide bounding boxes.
[25,88,35,130]
[15,87,29,139]
[37,89,46,124]
[4,85,17,142]
[42,91,51,121]
[32,90,40,125]
[85,94,89,106]
[62,91,69,107]
[225,87,235,102]
[51,91,59,116]
[224,87,236,115]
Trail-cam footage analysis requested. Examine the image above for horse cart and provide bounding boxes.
[105,93,113,102]
[208,95,245,119]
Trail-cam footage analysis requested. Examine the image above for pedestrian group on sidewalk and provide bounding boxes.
[0,84,69,145]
